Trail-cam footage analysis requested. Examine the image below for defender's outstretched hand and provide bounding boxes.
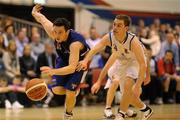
[91,82,101,94]
[76,60,88,71]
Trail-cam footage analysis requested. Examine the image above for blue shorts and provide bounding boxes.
[51,57,85,91]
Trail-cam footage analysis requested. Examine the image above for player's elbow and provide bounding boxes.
[69,65,76,74]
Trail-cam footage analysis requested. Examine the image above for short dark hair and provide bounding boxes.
[53,18,71,31]
[165,50,173,55]
[115,14,131,27]
[0,74,8,82]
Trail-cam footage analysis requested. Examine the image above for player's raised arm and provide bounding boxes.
[32,4,54,39]
[76,33,111,71]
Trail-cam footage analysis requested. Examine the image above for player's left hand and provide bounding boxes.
[91,81,101,94]
[132,84,142,98]
[144,68,151,85]
[144,74,151,85]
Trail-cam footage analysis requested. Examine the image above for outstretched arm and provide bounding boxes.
[42,41,83,76]
[32,4,54,39]
[91,52,118,94]
[85,34,110,62]
[76,34,111,71]
[131,37,146,97]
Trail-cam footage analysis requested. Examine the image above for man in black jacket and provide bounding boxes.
[36,41,56,78]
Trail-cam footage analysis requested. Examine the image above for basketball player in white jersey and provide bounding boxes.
[77,14,152,120]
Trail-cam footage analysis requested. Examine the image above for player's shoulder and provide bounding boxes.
[126,31,138,39]
[101,32,112,46]
[70,30,86,41]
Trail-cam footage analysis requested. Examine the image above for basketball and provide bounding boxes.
[25,78,47,101]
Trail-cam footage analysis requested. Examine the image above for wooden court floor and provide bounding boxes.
[0,104,180,120]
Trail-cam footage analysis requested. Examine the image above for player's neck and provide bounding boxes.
[64,30,70,41]
[116,32,127,43]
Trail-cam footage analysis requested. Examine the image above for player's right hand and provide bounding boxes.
[76,60,88,71]
[40,66,52,72]
[91,82,101,94]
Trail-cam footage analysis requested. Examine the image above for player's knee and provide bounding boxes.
[124,80,133,92]
[52,87,66,95]
[66,90,76,98]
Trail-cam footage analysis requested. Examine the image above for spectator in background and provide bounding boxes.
[157,50,177,103]
[20,27,29,43]
[36,41,56,78]
[2,25,15,47]
[19,44,36,79]
[136,19,148,36]
[15,30,28,57]
[0,35,5,75]
[0,74,24,109]
[3,40,20,82]
[31,32,44,61]
[141,30,161,57]
[4,17,14,27]
[141,47,163,105]
[159,24,168,42]
[153,18,161,31]
[0,18,3,27]
[31,26,39,36]
[174,25,180,46]
[175,25,180,38]
[0,33,6,51]
[158,32,179,68]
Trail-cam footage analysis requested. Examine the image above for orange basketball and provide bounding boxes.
[25,78,47,101]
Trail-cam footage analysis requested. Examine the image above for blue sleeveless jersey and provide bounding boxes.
[52,30,90,91]
[54,30,90,64]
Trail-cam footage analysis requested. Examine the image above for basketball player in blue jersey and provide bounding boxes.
[77,14,152,120]
[32,5,90,120]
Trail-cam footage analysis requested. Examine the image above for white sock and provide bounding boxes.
[140,103,146,111]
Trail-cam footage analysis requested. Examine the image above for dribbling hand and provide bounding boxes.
[40,66,54,76]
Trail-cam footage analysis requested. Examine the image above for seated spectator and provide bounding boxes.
[141,30,161,56]
[3,40,21,82]
[157,50,177,103]
[15,30,28,57]
[158,32,179,68]
[0,34,6,74]
[31,32,44,61]
[0,33,7,51]
[141,47,163,105]
[19,44,36,79]
[0,74,24,109]
[2,24,15,47]
[20,27,29,43]
[36,41,56,77]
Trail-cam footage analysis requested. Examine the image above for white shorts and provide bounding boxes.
[106,60,139,93]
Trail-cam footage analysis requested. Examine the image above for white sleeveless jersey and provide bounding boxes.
[109,32,145,65]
